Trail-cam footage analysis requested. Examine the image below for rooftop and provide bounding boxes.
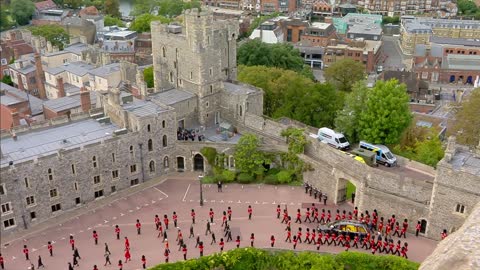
[150,89,195,105]
[348,24,383,36]
[0,83,44,115]
[45,61,95,76]
[89,63,121,78]
[42,91,96,113]
[64,42,89,55]
[449,149,480,176]
[430,36,480,47]
[442,54,480,70]
[122,99,170,117]
[223,81,258,95]
[311,22,332,30]
[0,118,117,167]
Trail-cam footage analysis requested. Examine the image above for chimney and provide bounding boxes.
[56,77,65,98]
[34,53,47,99]
[17,73,25,90]
[11,108,20,127]
[80,87,91,112]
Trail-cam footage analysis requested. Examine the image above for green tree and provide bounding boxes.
[131,0,158,16]
[63,0,83,9]
[238,66,341,127]
[237,39,305,73]
[324,58,366,92]
[130,14,171,33]
[334,81,369,142]
[358,79,412,144]
[382,16,400,24]
[29,25,69,50]
[414,135,445,167]
[104,15,125,27]
[1,75,14,86]
[143,66,154,88]
[244,12,281,37]
[104,0,121,18]
[234,133,267,175]
[0,5,14,31]
[11,0,35,26]
[457,0,478,15]
[452,88,480,147]
[157,0,201,18]
[393,126,444,167]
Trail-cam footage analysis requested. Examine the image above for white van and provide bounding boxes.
[317,128,350,150]
[359,141,397,167]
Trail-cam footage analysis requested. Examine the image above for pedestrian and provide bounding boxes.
[304,182,309,193]
[394,240,401,256]
[115,225,121,240]
[319,209,326,224]
[297,228,302,243]
[335,209,341,221]
[392,222,400,237]
[47,241,53,256]
[155,215,160,230]
[93,230,99,245]
[270,235,275,247]
[227,206,232,221]
[304,208,312,223]
[124,237,130,250]
[353,207,358,219]
[74,248,81,260]
[326,210,331,223]
[94,265,99,270]
[208,231,215,244]
[311,228,317,245]
[136,219,142,235]
[195,235,200,247]
[73,254,79,267]
[69,235,75,251]
[305,228,311,244]
[198,241,204,257]
[0,253,4,270]
[205,220,212,235]
[415,220,421,237]
[313,208,319,223]
[217,181,222,192]
[222,211,227,227]
[173,212,178,228]
[219,238,225,251]
[441,229,448,240]
[295,209,302,224]
[352,235,359,248]
[318,190,323,202]
[165,239,170,254]
[351,193,355,204]
[189,224,194,238]
[191,209,196,224]
[323,194,327,205]
[182,244,187,260]
[37,255,44,268]
[342,210,346,220]
[227,230,233,242]
[164,214,169,230]
[285,228,292,242]
[105,243,111,255]
[141,255,146,269]
[118,260,123,270]
[104,249,112,266]
[236,236,241,248]
[248,205,253,220]
[250,233,255,247]
[29,263,35,270]
[164,249,169,263]
[124,248,131,263]
[401,219,408,239]
[209,208,215,223]
[276,205,281,219]
[157,222,164,238]
[401,242,408,259]
[293,236,298,249]
[68,262,74,270]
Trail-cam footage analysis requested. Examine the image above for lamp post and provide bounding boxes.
[199,175,204,206]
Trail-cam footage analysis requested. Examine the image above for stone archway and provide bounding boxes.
[193,154,204,172]
[333,170,362,207]
[177,156,185,172]
[420,219,428,234]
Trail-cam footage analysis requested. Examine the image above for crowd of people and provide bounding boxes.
[177,128,205,141]
[0,184,448,270]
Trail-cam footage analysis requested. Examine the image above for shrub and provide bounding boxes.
[200,147,217,165]
[222,170,236,183]
[237,173,254,184]
[264,174,278,185]
[276,170,293,184]
[267,167,281,175]
[201,176,215,184]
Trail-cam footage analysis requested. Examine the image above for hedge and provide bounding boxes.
[237,173,254,184]
[149,248,419,270]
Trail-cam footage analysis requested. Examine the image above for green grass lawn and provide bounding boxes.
[346,181,356,200]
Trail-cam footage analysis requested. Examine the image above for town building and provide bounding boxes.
[250,20,285,43]
[400,16,480,55]
[362,0,433,16]
[42,89,97,120]
[347,23,383,41]
[332,13,382,36]
[44,62,95,99]
[0,32,34,80]
[0,83,44,130]
[379,71,430,103]
[249,16,309,44]
[8,55,40,96]
[323,38,382,73]
[300,22,336,46]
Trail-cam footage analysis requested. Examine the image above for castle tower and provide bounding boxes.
[151,8,239,127]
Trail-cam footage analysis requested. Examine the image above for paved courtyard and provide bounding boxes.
[1,175,438,270]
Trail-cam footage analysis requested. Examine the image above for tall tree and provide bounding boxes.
[334,81,369,142]
[130,14,171,33]
[143,66,154,88]
[234,133,266,174]
[237,39,305,73]
[452,88,480,147]
[104,0,121,18]
[29,25,69,50]
[104,15,125,27]
[11,0,35,26]
[238,65,341,128]
[358,79,412,144]
[324,58,365,92]
[0,6,14,31]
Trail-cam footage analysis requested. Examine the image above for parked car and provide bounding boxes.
[318,220,372,239]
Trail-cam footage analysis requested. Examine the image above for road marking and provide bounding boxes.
[272,201,276,204]
[290,202,295,205]
[12,256,16,260]
[129,210,133,213]
[144,203,149,206]
[220,200,224,203]
[79,230,84,233]
[51,241,56,244]
[113,217,117,220]
[104,220,109,223]
[159,198,163,201]
[245,201,250,204]
[189,200,194,202]
[211,200,216,203]
[32,248,37,252]
[255,201,259,204]
[237,200,242,204]
[87,227,92,230]
[153,187,169,198]
[42,245,46,248]
[182,184,191,202]
[152,200,156,204]
[228,201,233,203]
[136,206,141,210]
[120,213,125,216]
[262,202,268,204]
[61,237,65,240]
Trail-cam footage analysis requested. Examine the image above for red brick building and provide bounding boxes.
[301,22,336,47]
[0,32,34,80]
[0,83,44,131]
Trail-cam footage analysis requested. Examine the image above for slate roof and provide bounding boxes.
[89,63,121,78]
[150,89,195,105]
[0,83,44,115]
[45,61,95,76]
[223,81,258,95]
[122,99,169,117]
[34,0,57,11]
[442,54,480,70]
[43,91,97,113]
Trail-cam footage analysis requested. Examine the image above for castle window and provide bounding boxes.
[147,124,151,132]
[148,139,153,151]
[94,190,104,198]
[49,188,58,198]
[51,203,61,212]
[190,72,193,79]
[169,72,173,83]
[93,175,101,185]
[162,47,166,57]
[74,182,78,191]
[163,135,168,147]
[130,164,137,173]
[71,164,76,174]
[0,184,4,195]
[239,105,243,116]
[207,36,210,45]
[210,85,213,93]
[112,170,119,179]
[209,68,212,76]
[26,196,35,206]
[164,156,169,168]
[1,202,12,214]
[455,204,465,214]
[149,161,156,172]
[112,153,116,162]
[162,120,166,128]
[48,168,53,181]
[129,146,134,155]
[92,156,97,168]
[206,102,209,108]
[3,218,15,229]
[174,61,177,68]
[24,178,30,188]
